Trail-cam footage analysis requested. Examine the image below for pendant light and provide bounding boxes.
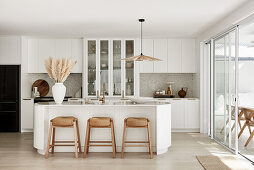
[122,19,162,61]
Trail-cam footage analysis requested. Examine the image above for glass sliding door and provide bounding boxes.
[238,22,254,162]
[213,29,237,151]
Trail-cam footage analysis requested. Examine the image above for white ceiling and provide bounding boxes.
[0,0,249,38]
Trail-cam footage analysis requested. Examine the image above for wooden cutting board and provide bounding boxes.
[32,79,49,97]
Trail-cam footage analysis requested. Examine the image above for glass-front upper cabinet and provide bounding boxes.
[85,39,135,97]
[87,40,96,96]
[113,40,121,96]
[100,40,109,95]
[125,40,134,96]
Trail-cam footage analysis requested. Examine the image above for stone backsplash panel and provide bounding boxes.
[140,73,194,98]
[27,73,82,97]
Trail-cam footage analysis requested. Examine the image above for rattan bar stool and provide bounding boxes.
[121,117,153,159]
[45,116,82,158]
[83,117,116,158]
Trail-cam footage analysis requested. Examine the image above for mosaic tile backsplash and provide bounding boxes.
[140,73,194,98]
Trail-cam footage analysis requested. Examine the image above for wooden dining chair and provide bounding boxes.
[238,108,254,147]
[220,105,245,136]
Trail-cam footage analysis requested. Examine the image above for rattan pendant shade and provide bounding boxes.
[122,19,162,62]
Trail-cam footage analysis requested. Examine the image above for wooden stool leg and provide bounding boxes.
[76,120,82,154]
[147,121,153,159]
[51,127,56,154]
[86,126,90,153]
[112,121,117,153]
[45,122,53,159]
[73,122,79,158]
[111,121,116,158]
[121,120,127,158]
[84,121,90,158]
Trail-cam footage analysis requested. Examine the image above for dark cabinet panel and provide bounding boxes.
[0,65,20,132]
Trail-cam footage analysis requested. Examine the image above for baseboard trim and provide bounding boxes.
[172,129,200,132]
[21,129,33,133]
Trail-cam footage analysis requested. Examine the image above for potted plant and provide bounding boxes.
[45,57,77,104]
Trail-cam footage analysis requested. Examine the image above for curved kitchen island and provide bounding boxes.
[33,100,171,155]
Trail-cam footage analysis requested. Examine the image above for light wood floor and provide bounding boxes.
[0,132,252,170]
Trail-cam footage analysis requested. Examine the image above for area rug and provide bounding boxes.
[196,155,250,170]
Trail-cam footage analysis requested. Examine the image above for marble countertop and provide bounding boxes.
[35,100,171,106]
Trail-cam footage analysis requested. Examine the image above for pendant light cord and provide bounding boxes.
[140,20,143,55]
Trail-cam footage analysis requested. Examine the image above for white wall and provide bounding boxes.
[0,36,21,64]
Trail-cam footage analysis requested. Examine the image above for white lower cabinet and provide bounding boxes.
[170,98,199,132]
[21,98,34,131]
[184,99,199,129]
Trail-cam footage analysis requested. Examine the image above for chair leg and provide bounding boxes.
[121,120,127,159]
[51,127,55,154]
[245,129,254,147]
[248,126,252,135]
[220,118,229,133]
[238,123,247,138]
[111,121,116,158]
[231,122,235,132]
[147,121,153,159]
[76,120,82,154]
[45,122,53,159]
[84,121,90,158]
[73,122,79,158]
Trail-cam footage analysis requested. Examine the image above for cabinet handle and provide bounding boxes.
[23,99,32,100]
[158,98,166,100]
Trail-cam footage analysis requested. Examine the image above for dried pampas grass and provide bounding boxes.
[45,56,77,83]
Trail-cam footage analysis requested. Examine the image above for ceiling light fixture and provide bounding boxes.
[122,19,162,61]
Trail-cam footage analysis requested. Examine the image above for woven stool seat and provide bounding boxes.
[51,116,77,127]
[89,117,111,127]
[126,117,148,127]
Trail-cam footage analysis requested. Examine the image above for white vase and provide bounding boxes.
[52,83,66,104]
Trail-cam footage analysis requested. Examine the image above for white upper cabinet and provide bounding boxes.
[55,39,71,57]
[0,36,21,65]
[38,39,55,73]
[181,39,196,73]
[138,38,196,73]
[71,39,83,73]
[139,39,154,73]
[153,39,167,73]
[27,39,38,73]
[25,38,83,73]
[167,39,181,73]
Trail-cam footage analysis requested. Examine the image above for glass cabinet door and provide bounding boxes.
[125,40,134,96]
[113,40,121,96]
[100,40,109,95]
[87,40,96,96]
